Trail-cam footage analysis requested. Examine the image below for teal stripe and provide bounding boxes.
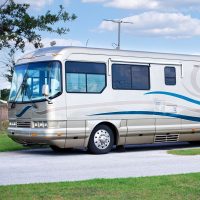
[145,91,200,105]
[16,106,32,117]
[91,111,200,122]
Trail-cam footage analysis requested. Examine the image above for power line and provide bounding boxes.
[104,19,133,50]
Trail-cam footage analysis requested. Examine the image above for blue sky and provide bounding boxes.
[2,0,200,89]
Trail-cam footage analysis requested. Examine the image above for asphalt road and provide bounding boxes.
[0,143,200,186]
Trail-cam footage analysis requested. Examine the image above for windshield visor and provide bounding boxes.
[9,61,62,103]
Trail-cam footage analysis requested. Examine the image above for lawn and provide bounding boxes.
[0,173,200,200]
[0,131,28,152]
[168,148,200,156]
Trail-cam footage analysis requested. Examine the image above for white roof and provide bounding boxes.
[17,46,200,64]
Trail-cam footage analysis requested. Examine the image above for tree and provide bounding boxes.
[0,88,10,101]
[0,0,77,52]
[0,0,77,82]
[0,50,15,82]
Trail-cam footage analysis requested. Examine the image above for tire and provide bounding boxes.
[88,125,114,154]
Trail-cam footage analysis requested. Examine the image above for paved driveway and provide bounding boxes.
[0,143,200,186]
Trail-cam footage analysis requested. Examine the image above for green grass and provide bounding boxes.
[168,148,200,156]
[0,173,200,200]
[0,131,28,152]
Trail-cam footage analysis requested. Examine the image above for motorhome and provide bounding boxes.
[7,46,200,154]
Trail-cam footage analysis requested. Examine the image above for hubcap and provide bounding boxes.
[94,129,110,150]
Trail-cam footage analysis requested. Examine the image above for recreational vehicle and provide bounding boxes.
[7,46,200,154]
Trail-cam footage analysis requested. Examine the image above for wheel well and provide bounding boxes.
[93,122,119,145]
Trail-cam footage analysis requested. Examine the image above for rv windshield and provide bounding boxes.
[9,61,62,103]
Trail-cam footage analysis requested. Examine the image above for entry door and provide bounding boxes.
[150,64,182,136]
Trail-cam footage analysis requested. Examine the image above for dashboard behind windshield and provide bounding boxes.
[9,61,62,103]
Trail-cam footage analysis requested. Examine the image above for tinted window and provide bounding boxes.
[132,66,150,90]
[66,61,106,93]
[66,61,105,74]
[112,64,150,90]
[87,74,106,93]
[112,64,131,89]
[165,67,176,85]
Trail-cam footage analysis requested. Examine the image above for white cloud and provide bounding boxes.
[14,0,53,9]
[18,38,83,54]
[166,0,200,10]
[2,0,71,10]
[0,80,10,90]
[41,38,83,47]
[105,0,160,10]
[82,0,107,2]
[81,0,200,11]
[99,12,200,38]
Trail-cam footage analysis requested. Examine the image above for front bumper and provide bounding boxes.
[7,127,67,148]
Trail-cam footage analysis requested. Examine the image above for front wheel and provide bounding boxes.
[88,125,114,154]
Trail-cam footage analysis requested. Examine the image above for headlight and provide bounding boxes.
[34,122,38,128]
[33,121,48,128]
[44,122,48,128]
[33,121,65,128]
[9,121,16,127]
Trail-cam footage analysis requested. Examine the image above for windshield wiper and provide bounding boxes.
[11,72,28,109]
[49,91,62,99]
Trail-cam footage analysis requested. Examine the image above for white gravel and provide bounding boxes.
[0,143,200,186]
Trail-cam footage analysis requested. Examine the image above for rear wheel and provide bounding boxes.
[88,125,114,154]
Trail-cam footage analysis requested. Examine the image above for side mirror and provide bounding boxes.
[42,84,49,97]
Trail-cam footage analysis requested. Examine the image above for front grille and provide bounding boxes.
[17,121,31,128]
[154,134,179,143]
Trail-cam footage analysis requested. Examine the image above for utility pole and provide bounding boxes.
[104,19,133,50]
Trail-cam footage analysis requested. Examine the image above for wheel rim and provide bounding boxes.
[94,129,111,150]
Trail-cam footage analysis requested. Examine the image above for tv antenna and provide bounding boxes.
[86,39,89,47]
[103,19,133,50]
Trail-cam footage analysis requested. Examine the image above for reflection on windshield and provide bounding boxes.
[9,61,62,103]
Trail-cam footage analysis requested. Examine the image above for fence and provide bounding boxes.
[0,103,8,121]
[0,103,8,130]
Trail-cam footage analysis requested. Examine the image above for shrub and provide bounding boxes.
[0,120,9,131]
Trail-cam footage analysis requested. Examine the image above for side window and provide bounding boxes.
[132,66,150,90]
[165,67,176,85]
[112,64,150,90]
[66,61,106,93]
[67,73,86,92]
[112,64,131,89]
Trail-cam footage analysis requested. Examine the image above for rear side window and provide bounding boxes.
[112,64,150,90]
[66,61,106,93]
[165,67,176,85]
